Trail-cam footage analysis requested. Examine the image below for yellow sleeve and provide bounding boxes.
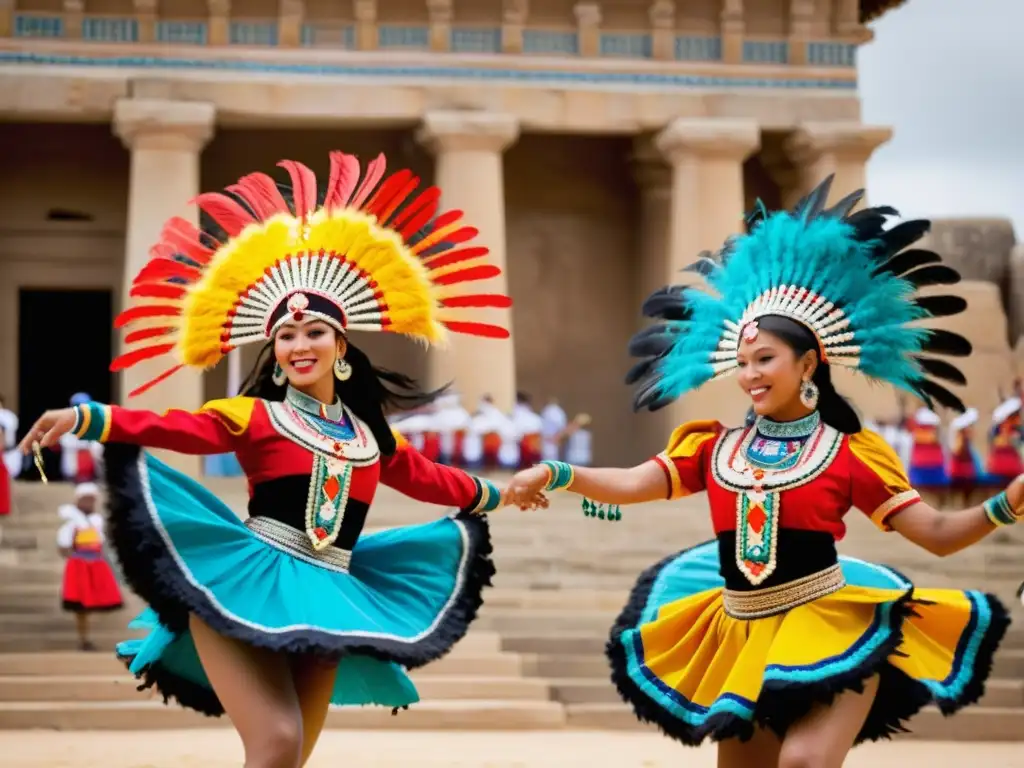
[652,420,723,500]
[198,397,257,437]
[847,429,921,531]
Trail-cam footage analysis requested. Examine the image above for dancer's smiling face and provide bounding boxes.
[274,319,346,389]
[736,316,818,419]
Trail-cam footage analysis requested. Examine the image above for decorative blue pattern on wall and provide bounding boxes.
[451,27,501,53]
[807,42,856,67]
[743,40,788,64]
[156,21,208,45]
[675,36,721,61]
[82,17,139,43]
[301,24,355,49]
[378,25,429,49]
[0,51,857,90]
[600,33,651,59]
[523,30,578,55]
[13,15,64,39]
[230,22,278,46]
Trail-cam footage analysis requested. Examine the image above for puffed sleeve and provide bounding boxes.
[71,397,256,456]
[848,429,922,531]
[650,420,724,500]
[379,429,501,515]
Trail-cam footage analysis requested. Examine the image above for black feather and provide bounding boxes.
[912,295,968,319]
[921,329,972,357]
[641,286,691,320]
[903,265,961,288]
[624,360,655,386]
[683,256,719,277]
[872,248,941,277]
[914,356,967,386]
[844,205,899,242]
[915,378,966,413]
[793,175,835,221]
[874,220,932,260]
[628,332,677,359]
[823,189,864,219]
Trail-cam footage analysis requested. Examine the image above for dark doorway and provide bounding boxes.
[17,289,114,481]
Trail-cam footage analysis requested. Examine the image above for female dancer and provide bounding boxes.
[57,482,123,650]
[984,394,1023,493]
[504,179,1013,767]
[946,407,983,508]
[20,152,522,768]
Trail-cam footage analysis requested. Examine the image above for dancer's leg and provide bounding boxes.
[290,654,339,766]
[776,675,879,768]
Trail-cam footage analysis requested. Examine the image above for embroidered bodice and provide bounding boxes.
[70,393,499,554]
[653,417,920,591]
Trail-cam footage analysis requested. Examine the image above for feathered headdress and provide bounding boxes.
[111,152,511,397]
[627,176,972,413]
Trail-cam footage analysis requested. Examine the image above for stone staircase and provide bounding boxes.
[1,477,1023,739]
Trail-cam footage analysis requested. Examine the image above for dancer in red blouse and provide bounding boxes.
[20,152,535,768]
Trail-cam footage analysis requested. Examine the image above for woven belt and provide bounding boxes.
[723,563,845,620]
[245,516,352,574]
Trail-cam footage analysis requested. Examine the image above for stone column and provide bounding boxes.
[113,98,216,478]
[787,0,813,65]
[655,117,760,428]
[427,0,452,52]
[417,111,519,413]
[0,1,12,38]
[649,1,674,61]
[501,0,527,53]
[64,0,84,39]
[784,121,893,208]
[134,0,158,43]
[630,137,675,454]
[574,2,601,57]
[721,0,744,65]
[354,0,377,51]
[208,0,230,46]
[278,0,304,47]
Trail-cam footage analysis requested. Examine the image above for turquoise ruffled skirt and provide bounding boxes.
[104,444,494,716]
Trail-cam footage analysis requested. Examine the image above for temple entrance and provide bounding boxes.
[16,288,113,480]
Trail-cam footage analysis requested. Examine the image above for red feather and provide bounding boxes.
[124,365,186,398]
[228,172,291,219]
[351,153,387,209]
[148,242,177,260]
[110,343,176,372]
[427,209,463,233]
[439,294,513,309]
[193,192,256,237]
[130,283,187,300]
[365,169,415,220]
[277,160,318,218]
[437,226,478,246]
[394,187,440,238]
[114,304,182,328]
[132,258,202,286]
[442,321,510,339]
[161,217,215,264]
[324,152,361,210]
[423,246,490,270]
[124,326,175,344]
[432,264,501,286]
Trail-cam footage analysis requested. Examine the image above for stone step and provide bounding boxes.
[523,655,608,680]
[0,651,528,679]
[503,634,608,656]
[563,702,1024,741]
[992,649,1024,678]
[0,697,567,731]
[0,673,551,703]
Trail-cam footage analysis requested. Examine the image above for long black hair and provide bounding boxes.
[746,314,862,434]
[238,335,446,455]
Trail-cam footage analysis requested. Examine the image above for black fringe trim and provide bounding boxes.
[104,443,495,714]
[61,599,123,614]
[118,653,224,717]
[606,549,1011,746]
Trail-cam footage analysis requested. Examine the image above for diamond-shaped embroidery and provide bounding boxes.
[747,504,767,533]
[323,475,341,500]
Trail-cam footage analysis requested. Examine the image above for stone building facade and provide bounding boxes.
[12,0,1016,473]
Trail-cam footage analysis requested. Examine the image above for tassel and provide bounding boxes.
[581,498,622,521]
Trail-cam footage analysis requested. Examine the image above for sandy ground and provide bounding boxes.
[1,730,1023,767]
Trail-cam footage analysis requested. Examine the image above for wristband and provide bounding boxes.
[541,460,575,492]
[983,491,1020,527]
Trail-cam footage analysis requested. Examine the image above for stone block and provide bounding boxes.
[918,218,1016,286]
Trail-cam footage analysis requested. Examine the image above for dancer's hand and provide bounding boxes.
[17,408,78,453]
[502,465,551,511]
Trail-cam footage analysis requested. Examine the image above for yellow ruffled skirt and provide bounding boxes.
[607,541,1009,745]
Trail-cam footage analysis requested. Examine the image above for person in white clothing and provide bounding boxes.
[564,413,593,466]
[0,394,20,480]
[433,393,472,466]
[540,397,568,462]
[471,397,518,470]
[512,393,544,469]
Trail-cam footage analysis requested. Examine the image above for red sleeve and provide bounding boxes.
[379,431,501,514]
[650,420,723,500]
[73,398,256,456]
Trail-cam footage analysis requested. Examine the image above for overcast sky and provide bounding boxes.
[859,0,1024,236]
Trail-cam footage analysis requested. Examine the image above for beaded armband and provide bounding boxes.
[541,460,575,492]
[983,491,1022,527]
[72,402,111,442]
